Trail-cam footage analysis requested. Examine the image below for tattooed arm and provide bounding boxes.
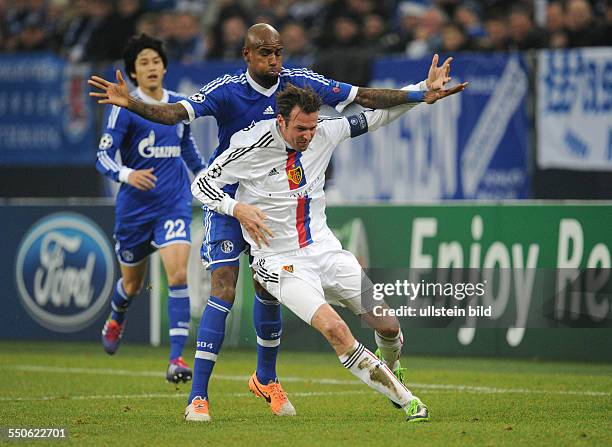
[126,96,188,125]
[353,54,456,108]
[89,69,188,125]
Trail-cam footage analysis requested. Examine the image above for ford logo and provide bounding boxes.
[15,212,115,332]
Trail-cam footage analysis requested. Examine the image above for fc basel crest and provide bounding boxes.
[287,166,303,185]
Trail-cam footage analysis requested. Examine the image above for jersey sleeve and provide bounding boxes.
[95,105,132,183]
[283,68,357,113]
[177,75,229,124]
[191,144,254,216]
[180,123,206,175]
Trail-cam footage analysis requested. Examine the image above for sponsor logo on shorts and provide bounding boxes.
[221,240,234,254]
[121,250,134,262]
[282,265,294,273]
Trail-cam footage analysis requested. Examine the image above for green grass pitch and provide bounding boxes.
[0,341,610,446]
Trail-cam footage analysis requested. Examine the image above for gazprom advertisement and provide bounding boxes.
[3,206,150,342]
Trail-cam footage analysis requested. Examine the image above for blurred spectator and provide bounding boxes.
[454,2,486,39]
[606,3,612,46]
[156,10,176,42]
[565,0,607,47]
[135,12,159,38]
[439,22,474,52]
[115,0,143,48]
[166,11,206,63]
[17,23,48,51]
[1,0,610,59]
[82,0,124,62]
[313,14,370,87]
[405,7,446,58]
[507,5,547,50]
[254,0,288,27]
[280,21,311,62]
[385,1,426,54]
[546,1,568,48]
[479,14,510,51]
[207,15,248,61]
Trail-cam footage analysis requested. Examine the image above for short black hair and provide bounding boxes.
[276,84,322,123]
[122,34,168,86]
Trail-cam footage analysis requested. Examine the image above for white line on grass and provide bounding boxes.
[0,391,370,402]
[8,365,611,398]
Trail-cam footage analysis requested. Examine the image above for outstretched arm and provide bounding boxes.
[354,54,454,108]
[88,70,188,125]
[363,82,468,133]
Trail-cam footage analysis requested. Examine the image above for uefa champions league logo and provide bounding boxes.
[15,213,115,332]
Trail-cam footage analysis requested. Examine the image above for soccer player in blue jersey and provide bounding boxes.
[89,23,453,419]
[95,34,206,383]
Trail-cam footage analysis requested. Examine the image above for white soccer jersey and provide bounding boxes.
[191,97,422,257]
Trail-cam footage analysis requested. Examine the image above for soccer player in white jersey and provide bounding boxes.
[189,82,467,421]
[89,23,456,420]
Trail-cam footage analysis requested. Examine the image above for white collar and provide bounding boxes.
[273,122,296,151]
[246,70,279,97]
[136,87,168,104]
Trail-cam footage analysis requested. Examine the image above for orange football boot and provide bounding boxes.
[248,372,296,416]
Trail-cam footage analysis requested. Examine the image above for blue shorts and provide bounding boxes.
[200,207,248,271]
[114,213,192,266]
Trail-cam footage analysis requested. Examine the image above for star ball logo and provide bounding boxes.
[15,213,115,332]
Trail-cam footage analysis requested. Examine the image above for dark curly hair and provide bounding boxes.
[122,34,168,86]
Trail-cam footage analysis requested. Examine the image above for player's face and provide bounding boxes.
[245,44,284,84]
[133,48,165,90]
[278,106,318,152]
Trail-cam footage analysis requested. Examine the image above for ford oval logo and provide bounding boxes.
[15,212,115,332]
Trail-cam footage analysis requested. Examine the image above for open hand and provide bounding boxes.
[233,203,273,248]
[426,54,453,91]
[88,70,130,108]
[423,82,469,104]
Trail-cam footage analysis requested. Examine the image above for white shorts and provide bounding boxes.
[251,235,374,324]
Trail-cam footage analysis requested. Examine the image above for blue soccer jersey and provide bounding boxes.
[96,88,206,224]
[178,68,355,270]
[178,68,356,195]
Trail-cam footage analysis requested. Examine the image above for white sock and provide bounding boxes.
[375,330,403,370]
[339,340,412,407]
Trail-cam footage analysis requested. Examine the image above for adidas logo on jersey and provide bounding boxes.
[268,168,279,176]
[263,106,275,115]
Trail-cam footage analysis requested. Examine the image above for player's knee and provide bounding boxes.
[321,318,352,346]
[376,318,401,339]
[211,267,239,302]
[122,278,143,297]
[167,267,187,286]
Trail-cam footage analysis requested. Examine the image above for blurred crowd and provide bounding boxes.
[0,0,610,66]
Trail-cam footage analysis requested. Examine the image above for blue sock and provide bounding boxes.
[188,296,232,404]
[254,293,282,384]
[168,284,190,361]
[110,279,132,324]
